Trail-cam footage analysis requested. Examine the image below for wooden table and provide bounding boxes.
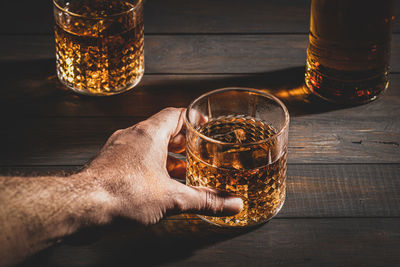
[1,0,400,266]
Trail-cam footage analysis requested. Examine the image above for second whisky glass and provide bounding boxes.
[53,0,144,96]
[185,88,289,227]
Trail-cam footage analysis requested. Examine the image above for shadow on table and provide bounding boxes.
[0,58,346,165]
[20,214,261,266]
[0,58,342,118]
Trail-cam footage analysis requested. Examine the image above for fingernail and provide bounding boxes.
[224,197,244,214]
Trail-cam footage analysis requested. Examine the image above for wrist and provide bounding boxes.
[70,170,117,226]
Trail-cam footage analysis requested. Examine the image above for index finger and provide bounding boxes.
[140,107,186,143]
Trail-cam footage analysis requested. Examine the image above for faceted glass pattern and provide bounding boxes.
[185,88,289,227]
[53,0,144,95]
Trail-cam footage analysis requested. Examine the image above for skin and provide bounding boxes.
[0,107,243,266]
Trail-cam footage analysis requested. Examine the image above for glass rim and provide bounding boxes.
[53,0,143,20]
[185,87,290,146]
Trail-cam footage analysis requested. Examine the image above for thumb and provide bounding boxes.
[170,180,244,216]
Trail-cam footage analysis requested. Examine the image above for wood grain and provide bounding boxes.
[0,73,398,165]
[20,218,400,266]
[1,1,399,266]
[2,164,399,218]
[0,115,399,165]
[1,0,399,34]
[145,0,400,34]
[1,34,399,73]
[0,68,399,118]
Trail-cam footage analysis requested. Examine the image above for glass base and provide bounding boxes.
[56,69,144,97]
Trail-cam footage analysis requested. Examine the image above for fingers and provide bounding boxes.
[187,108,208,127]
[168,132,186,154]
[168,180,243,217]
[140,107,186,143]
[166,156,186,179]
[168,108,210,154]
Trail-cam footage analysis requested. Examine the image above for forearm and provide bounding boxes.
[0,172,114,266]
[0,108,244,266]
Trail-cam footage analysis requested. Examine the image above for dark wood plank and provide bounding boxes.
[0,69,399,118]
[145,0,400,34]
[20,218,400,266]
[0,115,399,165]
[1,0,399,34]
[283,164,400,218]
[0,72,399,165]
[2,164,399,218]
[1,34,399,73]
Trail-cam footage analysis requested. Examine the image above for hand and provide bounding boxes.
[0,107,243,266]
[84,107,243,225]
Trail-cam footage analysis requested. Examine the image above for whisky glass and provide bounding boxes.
[53,0,144,96]
[185,88,289,227]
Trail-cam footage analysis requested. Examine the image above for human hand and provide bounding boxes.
[83,107,243,225]
[0,107,243,266]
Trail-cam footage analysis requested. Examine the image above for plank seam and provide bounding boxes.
[143,72,400,75]
[0,32,399,36]
[274,216,400,219]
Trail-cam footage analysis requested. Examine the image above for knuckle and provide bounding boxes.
[204,190,222,214]
[107,129,125,143]
[167,182,187,212]
[130,123,155,143]
[162,107,178,114]
[132,122,150,136]
[108,123,154,146]
[159,107,184,121]
[173,195,186,212]
[111,129,124,138]
[172,195,191,215]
